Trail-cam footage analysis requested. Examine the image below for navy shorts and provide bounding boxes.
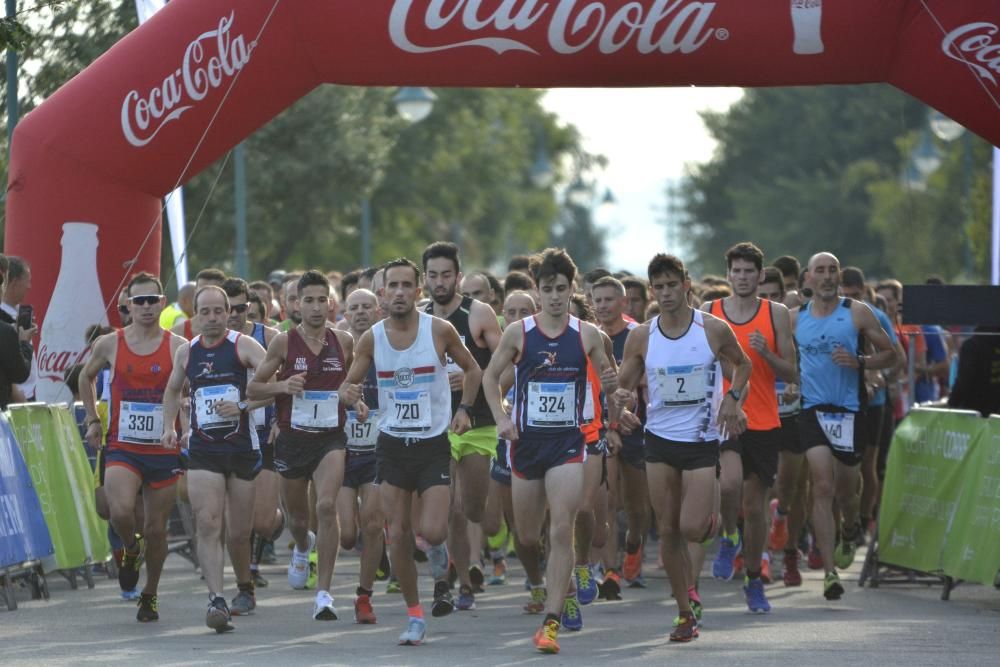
[618,432,646,470]
[510,431,586,481]
[491,439,512,487]
[644,432,720,473]
[184,448,262,481]
[343,449,377,490]
[105,447,183,489]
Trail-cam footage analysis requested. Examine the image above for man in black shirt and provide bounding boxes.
[948,326,1000,417]
[0,255,35,408]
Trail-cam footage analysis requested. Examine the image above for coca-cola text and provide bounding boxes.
[942,22,1000,86]
[389,0,724,56]
[37,344,89,386]
[121,12,253,148]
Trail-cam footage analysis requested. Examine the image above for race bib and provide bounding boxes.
[387,389,432,432]
[194,384,240,429]
[817,411,855,452]
[775,380,801,417]
[582,381,595,422]
[445,334,466,374]
[117,401,163,445]
[346,409,378,448]
[654,365,707,407]
[527,382,576,427]
[292,390,339,431]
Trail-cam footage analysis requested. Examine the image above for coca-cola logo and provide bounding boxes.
[389,0,726,56]
[942,22,1000,86]
[37,344,89,385]
[121,12,253,147]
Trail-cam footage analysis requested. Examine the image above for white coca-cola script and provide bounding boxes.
[389,0,725,56]
[37,344,89,386]
[121,12,252,147]
[942,22,1000,86]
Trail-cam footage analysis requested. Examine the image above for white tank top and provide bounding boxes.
[373,311,452,439]
[644,310,722,443]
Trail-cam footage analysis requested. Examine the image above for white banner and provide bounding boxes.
[135,0,188,288]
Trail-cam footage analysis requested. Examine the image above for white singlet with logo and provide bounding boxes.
[644,311,722,443]
[373,312,452,439]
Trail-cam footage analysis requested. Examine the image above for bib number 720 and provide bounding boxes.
[395,402,420,421]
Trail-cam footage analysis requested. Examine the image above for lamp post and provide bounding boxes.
[6,0,18,151]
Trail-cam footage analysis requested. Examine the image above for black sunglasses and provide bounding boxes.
[231,303,249,313]
[129,295,163,306]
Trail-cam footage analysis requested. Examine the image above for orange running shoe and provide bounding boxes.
[354,594,377,624]
[623,548,643,582]
[534,618,560,654]
[768,499,789,551]
[733,552,744,578]
[761,553,772,584]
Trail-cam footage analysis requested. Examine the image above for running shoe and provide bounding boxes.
[354,594,376,624]
[688,586,703,622]
[206,596,234,633]
[230,589,256,616]
[561,597,583,631]
[431,580,455,618]
[118,535,145,593]
[712,532,741,580]
[487,558,507,585]
[398,616,426,646]
[306,549,318,589]
[469,563,486,593]
[670,611,699,642]
[574,565,598,606]
[287,531,316,590]
[136,593,158,622]
[623,546,643,582]
[783,550,803,586]
[523,586,546,614]
[601,569,623,601]
[835,535,858,570]
[807,543,824,570]
[313,590,339,620]
[823,570,844,601]
[386,577,402,594]
[456,584,476,611]
[533,618,560,654]
[121,588,140,602]
[626,574,647,588]
[768,498,789,551]
[761,552,773,584]
[376,546,391,581]
[743,576,771,613]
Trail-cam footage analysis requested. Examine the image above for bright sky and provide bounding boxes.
[542,87,744,274]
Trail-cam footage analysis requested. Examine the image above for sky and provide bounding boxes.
[541,87,745,274]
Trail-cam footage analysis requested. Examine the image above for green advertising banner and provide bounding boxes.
[878,408,985,574]
[6,404,109,571]
[941,416,1000,586]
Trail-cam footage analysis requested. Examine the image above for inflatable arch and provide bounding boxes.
[5,0,1000,401]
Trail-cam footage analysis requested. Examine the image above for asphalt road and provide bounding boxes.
[2,539,998,666]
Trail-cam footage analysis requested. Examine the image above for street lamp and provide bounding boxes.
[530,145,555,189]
[392,87,438,124]
[912,126,942,178]
[566,176,592,207]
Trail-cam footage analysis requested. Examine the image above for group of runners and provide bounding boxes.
[75,239,905,652]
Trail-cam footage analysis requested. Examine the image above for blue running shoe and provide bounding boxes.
[456,584,476,611]
[121,588,140,602]
[743,576,771,613]
[561,597,583,631]
[713,533,741,581]
[398,617,426,645]
[574,565,598,606]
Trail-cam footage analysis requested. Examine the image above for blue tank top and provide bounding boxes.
[869,306,898,407]
[187,330,254,451]
[514,315,588,437]
[250,322,276,430]
[796,298,861,412]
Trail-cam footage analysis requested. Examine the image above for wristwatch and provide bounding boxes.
[857,354,867,370]
[457,403,473,414]
[727,387,743,402]
[237,400,249,413]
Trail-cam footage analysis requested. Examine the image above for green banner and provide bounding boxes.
[6,404,109,571]
[878,408,985,575]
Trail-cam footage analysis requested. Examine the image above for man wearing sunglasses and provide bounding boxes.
[223,278,285,591]
[79,272,187,624]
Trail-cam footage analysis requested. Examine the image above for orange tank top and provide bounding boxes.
[107,329,175,454]
[709,299,780,431]
[580,360,603,444]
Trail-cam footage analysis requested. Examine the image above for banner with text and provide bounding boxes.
[0,413,54,569]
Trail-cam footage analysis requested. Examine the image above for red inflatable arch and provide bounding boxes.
[5,0,1000,400]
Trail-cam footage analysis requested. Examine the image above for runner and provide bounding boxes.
[592,276,646,591]
[339,257,483,646]
[482,248,616,654]
[79,272,186,623]
[705,243,797,614]
[247,271,355,621]
[621,277,650,323]
[793,252,896,600]
[422,242,503,611]
[614,253,750,642]
[172,268,226,340]
[336,287,385,624]
[223,278,284,589]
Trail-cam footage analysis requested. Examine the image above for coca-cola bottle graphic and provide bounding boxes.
[791,0,824,55]
[36,223,109,404]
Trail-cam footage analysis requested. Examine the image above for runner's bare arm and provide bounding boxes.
[584,323,618,421]
[598,329,619,394]
[79,333,115,447]
[613,324,648,402]
[758,302,798,383]
[339,329,374,415]
[484,322,523,440]
[849,301,899,371]
[235,334,271,410]
[707,316,751,437]
[247,333,304,400]
[473,298,504,353]
[439,319,482,435]
[160,343,190,449]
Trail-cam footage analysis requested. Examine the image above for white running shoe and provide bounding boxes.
[313,589,339,621]
[288,531,316,590]
[398,616,426,645]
